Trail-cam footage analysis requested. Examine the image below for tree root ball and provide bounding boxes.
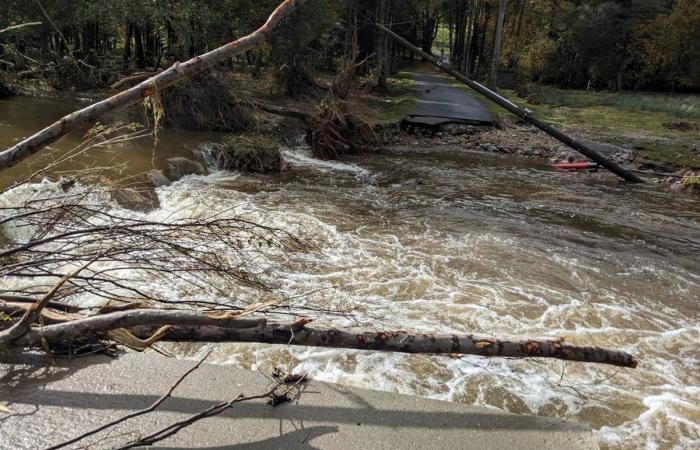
[201,135,282,173]
[310,98,376,159]
[154,72,255,132]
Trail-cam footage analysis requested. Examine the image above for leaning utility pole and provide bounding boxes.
[374,23,644,183]
[489,0,507,89]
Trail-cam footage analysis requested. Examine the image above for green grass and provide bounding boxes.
[350,70,419,126]
[524,87,700,120]
[448,77,700,168]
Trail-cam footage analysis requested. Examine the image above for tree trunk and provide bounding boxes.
[375,0,389,92]
[489,0,507,89]
[123,23,133,70]
[0,304,639,368]
[144,323,638,368]
[134,25,146,69]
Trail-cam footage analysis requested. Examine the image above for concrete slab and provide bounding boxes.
[0,352,597,449]
[405,71,493,127]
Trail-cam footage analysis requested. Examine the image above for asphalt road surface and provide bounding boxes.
[405,71,494,126]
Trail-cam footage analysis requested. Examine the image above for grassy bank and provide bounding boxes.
[347,70,419,126]
[454,82,700,169]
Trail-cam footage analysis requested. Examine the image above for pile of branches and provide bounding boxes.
[157,72,256,132]
[310,98,375,159]
[310,47,376,159]
[48,58,117,91]
[199,134,282,173]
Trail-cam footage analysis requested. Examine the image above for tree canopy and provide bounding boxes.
[0,0,697,93]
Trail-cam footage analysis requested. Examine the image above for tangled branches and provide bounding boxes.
[0,186,300,312]
[310,98,375,159]
[310,43,376,159]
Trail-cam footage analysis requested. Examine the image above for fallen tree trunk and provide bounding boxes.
[1,304,639,367]
[374,23,644,183]
[0,0,306,171]
[146,323,639,368]
[241,101,312,122]
[1,309,267,348]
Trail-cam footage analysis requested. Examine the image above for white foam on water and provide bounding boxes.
[281,147,371,179]
[2,170,699,450]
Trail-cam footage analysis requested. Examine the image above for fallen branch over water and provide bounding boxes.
[0,0,307,171]
[0,303,639,368]
[144,322,639,368]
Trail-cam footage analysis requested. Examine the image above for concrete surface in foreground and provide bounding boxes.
[0,352,598,449]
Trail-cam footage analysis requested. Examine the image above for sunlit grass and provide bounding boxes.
[348,70,419,126]
[447,77,699,168]
[525,87,700,120]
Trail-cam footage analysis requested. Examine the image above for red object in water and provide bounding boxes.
[550,162,599,170]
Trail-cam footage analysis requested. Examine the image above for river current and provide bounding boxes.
[1,96,699,449]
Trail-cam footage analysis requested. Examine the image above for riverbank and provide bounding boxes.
[389,107,699,193]
[0,351,598,449]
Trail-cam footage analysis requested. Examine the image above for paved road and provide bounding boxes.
[2,352,597,449]
[405,71,494,126]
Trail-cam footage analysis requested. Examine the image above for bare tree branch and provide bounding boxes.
[0,258,98,346]
[0,22,43,35]
[9,309,268,347]
[33,0,76,64]
[113,375,307,449]
[0,306,638,367]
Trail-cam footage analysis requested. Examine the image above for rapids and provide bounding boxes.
[1,95,699,449]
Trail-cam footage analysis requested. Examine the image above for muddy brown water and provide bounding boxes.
[1,95,699,449]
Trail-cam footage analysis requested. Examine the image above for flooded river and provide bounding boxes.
[1,96,699,449]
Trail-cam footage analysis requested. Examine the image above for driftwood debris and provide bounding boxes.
[145,321,639,368]
[0,0,307,171]
[0,302,638,368]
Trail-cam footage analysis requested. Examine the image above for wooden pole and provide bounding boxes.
[374,23,644,183]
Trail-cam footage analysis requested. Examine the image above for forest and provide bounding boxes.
[1,0,698,96]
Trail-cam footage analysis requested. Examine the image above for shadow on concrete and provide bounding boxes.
[153,426,340,450]
[8,388,579,432]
